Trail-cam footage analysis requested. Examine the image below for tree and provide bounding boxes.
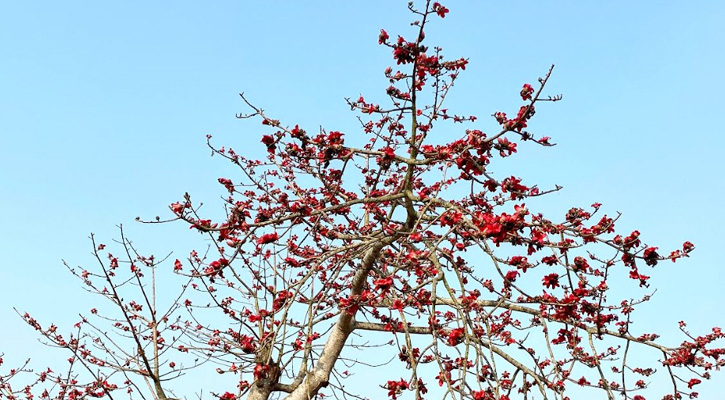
[2,2,722,400]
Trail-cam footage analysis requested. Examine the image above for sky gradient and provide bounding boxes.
[1,1,724,398]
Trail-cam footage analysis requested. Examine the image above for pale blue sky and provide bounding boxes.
[1,1,724,398]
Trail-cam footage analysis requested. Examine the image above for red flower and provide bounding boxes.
[261,135,276,153]
[504,270,519,282]
[253,364,270,380]
[378,29,389,44]
[508,255,529,271]
[218,177,234,193]
[432,2,449,18]
[472,390,487,400]
[520,83,534,100]
[257,232,279,245]
[170,202,188,214]
[385,379,409,399]
[447,327,465,346]
[219,392,235,400]
[643,246,659,266]
[273,290,293,311]
[495,137,517,157]
[542,273,560,289]
[572,256,589,272]
[374,276,394,293]
[240,335,256,353]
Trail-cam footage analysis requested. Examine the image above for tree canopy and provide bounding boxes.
[2,2,723,400]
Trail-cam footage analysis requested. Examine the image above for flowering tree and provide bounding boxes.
[2,2,723,400]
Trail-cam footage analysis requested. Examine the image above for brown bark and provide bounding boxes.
[275,239,390,400]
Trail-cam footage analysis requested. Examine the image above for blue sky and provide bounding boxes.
[1,1,724,398]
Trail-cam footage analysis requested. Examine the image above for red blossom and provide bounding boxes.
[432,2,449,18]
[261,134,276,153]
[643,246,660,266]
[219,392,235,400]
[373,276,394,293]
[385,379,409,399]
[379,29,389,44]
[520,83,534,100]
[447,327,465,346]
[542,273,560,289]
[256,232,279,245]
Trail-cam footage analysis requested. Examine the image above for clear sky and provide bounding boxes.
[1,1,724,399]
